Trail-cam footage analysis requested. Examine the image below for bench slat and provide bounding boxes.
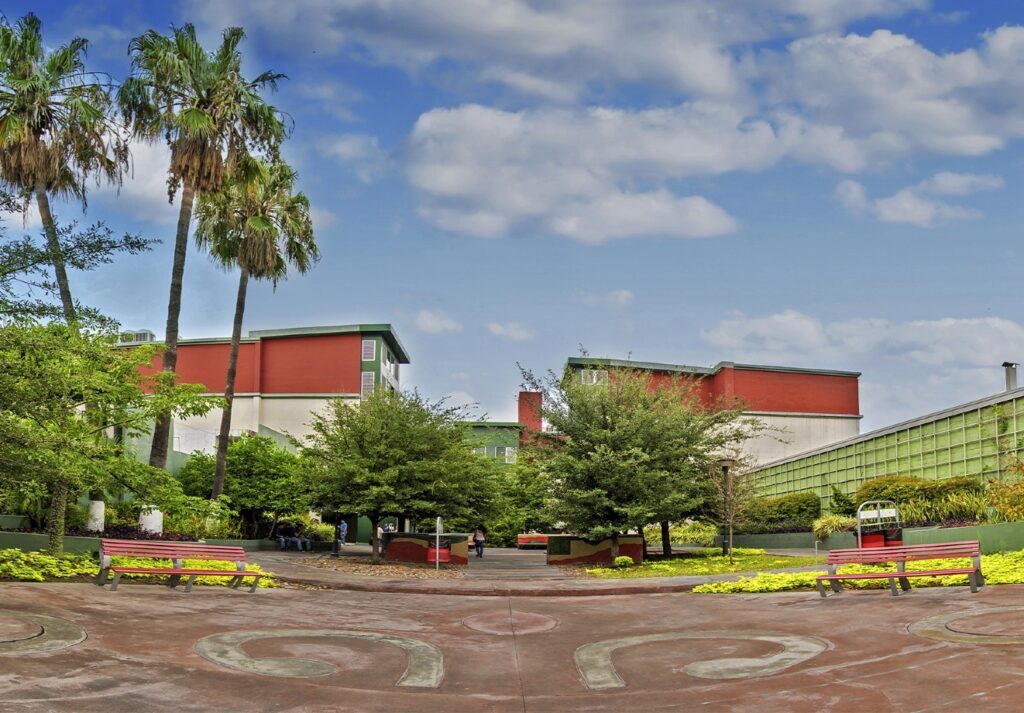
[111,567,260,576]
[818,568,976,581]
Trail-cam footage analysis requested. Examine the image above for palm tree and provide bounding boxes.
[118,24,286,470]
[0,13,128,324]
[194,161,317,498]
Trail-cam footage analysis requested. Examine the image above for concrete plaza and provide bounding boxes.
[4,580,1024,712]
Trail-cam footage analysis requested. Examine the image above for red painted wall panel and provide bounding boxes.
[156,342,258,394]
[730,369,859,415]
[257,333,362,394]
[636,367,858,415]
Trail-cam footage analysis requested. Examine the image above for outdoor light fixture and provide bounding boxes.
[718,457,737,556]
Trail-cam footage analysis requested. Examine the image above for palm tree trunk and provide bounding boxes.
[211,267,249,498]
[34,182,76,324]
[149,179,196,470]
[46,477,69,556]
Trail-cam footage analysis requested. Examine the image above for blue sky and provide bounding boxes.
[6,0,1024,430]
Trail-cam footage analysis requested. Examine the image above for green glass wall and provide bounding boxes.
[753,393,1024,512]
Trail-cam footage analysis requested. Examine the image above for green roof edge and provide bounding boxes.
[565,356,859,378]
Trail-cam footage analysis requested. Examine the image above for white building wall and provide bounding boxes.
[741,413,860,468]
[171,395,360,454]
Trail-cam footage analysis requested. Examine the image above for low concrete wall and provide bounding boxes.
[904,521,1024,554]
[0,515,28,530]
[546,535,645,565]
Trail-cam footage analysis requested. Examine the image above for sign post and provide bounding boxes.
[435,516,443,571]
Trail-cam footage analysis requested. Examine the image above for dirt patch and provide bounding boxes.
[301,554,466,579]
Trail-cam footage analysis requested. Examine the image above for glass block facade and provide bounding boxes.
[752,391,1024,512]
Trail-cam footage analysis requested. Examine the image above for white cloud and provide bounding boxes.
[836,171,1003,227]
[407,103,752,242]
[0,202,41,232]
[579,289,635,310]
[444,390,479,410]
[703,309,1024,369]
[310,207,339,231]
[487,321,535,341]
[415,309,462,334]
[702,309,1024,427]
[95,140,178,224]
[320,134,389,184]
[188,0,929,102]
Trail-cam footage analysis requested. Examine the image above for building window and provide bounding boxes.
[361,339,376,361]
[580,369,608,385]
[472,447,486,456]
[360,371,375,399]
[505,447,517,464]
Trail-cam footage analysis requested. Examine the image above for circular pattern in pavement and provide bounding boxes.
[462,611,559,636]
[909,606,1024,645]
[194,629,444,688]
[0,611,87,655]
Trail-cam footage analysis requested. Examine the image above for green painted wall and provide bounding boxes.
[753,393,1024,512]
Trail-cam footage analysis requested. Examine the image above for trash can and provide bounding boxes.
[861,532,885,548]
[883,527,903,547]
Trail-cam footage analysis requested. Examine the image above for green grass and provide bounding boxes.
[693,549,1024,594]
[585,547,821,579]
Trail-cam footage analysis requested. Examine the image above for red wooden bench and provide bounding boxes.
[96,539,263,593]
[817,540,983,597]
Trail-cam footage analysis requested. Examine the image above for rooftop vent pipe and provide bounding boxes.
[1003,362,1019,391]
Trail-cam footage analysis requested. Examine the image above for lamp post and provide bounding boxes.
[718,457,737,558]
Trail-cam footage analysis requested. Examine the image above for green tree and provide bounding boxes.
[0,13,128,324]
[302,389,493,563]
[0,323,212,553]
[523,365,765,560]
[118,23,286,471]
[178,435,307,537]
[484,462,554,547]
[194,161,317,499]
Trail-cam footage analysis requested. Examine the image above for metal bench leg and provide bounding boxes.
[827,565,843,593]
[110,572,123,592]
[888,577,901,596]
[973,556,984,589]
[167,574,182,589]
[896,562,911,591]
[184,575,197,593]
[248,575,261,593]
[817,578,828,598]
[969,572,979,593]
[96,555,111,587]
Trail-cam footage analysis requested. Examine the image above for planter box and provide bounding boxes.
[546,535,644,565]
[383,533,470,565]
[0,531,101,554]
[717,531,855,551]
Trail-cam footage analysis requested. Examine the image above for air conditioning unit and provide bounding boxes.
[118,329,156,345]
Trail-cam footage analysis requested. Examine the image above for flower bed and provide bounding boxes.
[693,549,1024,593]
[0,548,276,587]
[581,548,821,579]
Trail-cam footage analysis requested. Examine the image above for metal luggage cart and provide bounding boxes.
[856,500,900,548]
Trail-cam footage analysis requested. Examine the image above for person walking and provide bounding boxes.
[337,519,348,547]
[473,525,486,558]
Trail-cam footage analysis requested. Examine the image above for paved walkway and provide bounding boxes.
[3,581,1024,711]
[252,548,826,596]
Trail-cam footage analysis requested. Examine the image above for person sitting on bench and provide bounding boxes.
[293,524,312,552]
[275,522,296,550]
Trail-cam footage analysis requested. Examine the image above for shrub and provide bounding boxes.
[642,521,718,546]
[64,524,199,541]
[614,555,634,568]
[853,475,983,506]
[829,487,856,516]
[987,479,1024,523]
[897,492,988,526]
[812,515,856,540]
[740,493,820,533]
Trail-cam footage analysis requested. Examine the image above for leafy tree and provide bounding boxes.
[829,486,856,516]
[302,389,494,563]
[0,323,212,553]
[706,457,758,564]
[523,365,765,560]
[484,462,554,547]
[194,161,317,498]
[119,23,286,470]
[178,435,308,537]
[0,13,128,324]
[1,218,151,322]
